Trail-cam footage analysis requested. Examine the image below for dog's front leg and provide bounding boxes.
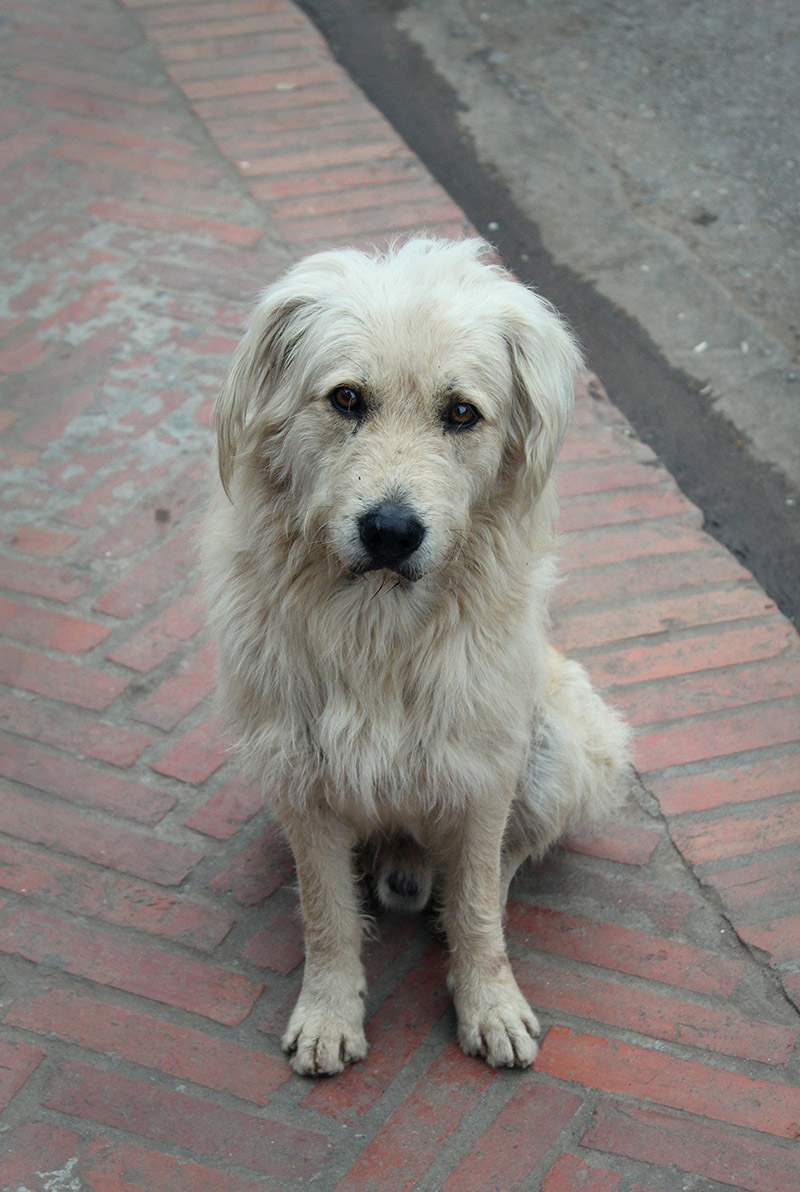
[440,799,540,1068]
[280,806,367,1076]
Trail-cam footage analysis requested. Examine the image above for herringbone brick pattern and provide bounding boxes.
[0,1,798,1189]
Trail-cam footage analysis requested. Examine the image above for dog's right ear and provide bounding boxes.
[215,291,309,500]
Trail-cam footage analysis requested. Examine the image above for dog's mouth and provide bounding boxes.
[348,559,424,585]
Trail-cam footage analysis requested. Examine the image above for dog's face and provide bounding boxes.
[217,239,581,585]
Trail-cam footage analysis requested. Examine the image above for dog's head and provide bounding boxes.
[216,238,581,584]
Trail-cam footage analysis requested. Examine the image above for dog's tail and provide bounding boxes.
[367,833,434,914]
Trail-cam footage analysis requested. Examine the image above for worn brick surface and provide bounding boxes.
[0,1,798,1188]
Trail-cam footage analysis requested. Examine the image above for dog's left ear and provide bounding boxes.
[215,291,311,500]
[503,291,583,496]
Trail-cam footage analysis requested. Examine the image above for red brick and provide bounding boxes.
[556,457,669,497]
[0,738,174,823]
[211,105,391,149]
[0,130,53,170]
[239,138,406,177]
[636,701,799,773]
[672,799,800,865]
[45,117,197,157]
[0,595,110,652]
[559,423,645,462]
[0,690,149,767]
[555,585,776,652]
[0,783,201,885]
[14,61,173,104]
[440,1083,583,1192]
[0,1123,83,1190]
[21,375,101,446]
[131,640,216,730]
[80,1138,270,1192]
[107,590,205,672]
[582,1097,800,1192]
[89,197,263,245]
[249,158,424,201]
[529,864,695,933]
[515,956,795,1065]
[705,853,800,917]
[184,775,264,839]
[181,64,342,102]
[26,83,184,125]
[270,175,453,220]
[739,915,800,965]
[0,1038,45,1108]
[152,714,230,783]
[337,1043,497,1192]
[149,12,304,44]
[560,520,707,574]
[0,907,261,1024]
[10,525,79,556]
[167,46,321,85]
[0,328,56,374]
[61,455,174,530]
[240,904,305,976]
[0,104,31,137]
[541,1154,621,1191]
[94,522,199,617]
[0,839,233,950]
[563,823,660,865]
[43,1062,332,1180]
[0,555,89,601]
[558,487,692,532]
[537,1025,800,1139]
[303,945,451,1120]
[647,750,800,814]
[76,161,256,220]
[210,822,294,904]
[54,137,225,183]
[507,903,745,996]
[614,655,800,727]
[139,1,291,26]
[12,20,133,52]
[280,199,463,244]
[6,989,289,1105]
[0,642,128,709]
[73,463,204,568]
[582,620,795,687]
[554,549,747,612]
[172,35,311,64]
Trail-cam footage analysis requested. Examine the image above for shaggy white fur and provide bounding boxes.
[203,237,631,1076]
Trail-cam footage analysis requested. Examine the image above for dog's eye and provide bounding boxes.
[329,386,365,418]
[444,401,481,430]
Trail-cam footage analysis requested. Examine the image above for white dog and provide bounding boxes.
[203,238,630,1076]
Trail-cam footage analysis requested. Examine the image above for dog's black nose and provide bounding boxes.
[359,503,426,567]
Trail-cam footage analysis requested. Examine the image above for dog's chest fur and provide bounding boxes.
[214,539,546,822]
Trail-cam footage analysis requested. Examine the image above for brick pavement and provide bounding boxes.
[0,1,798,1189]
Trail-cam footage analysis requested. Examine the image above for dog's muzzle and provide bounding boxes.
[357,502,426,576]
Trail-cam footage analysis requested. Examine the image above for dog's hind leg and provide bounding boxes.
[281,804,368,1076]
[506,647,632,886]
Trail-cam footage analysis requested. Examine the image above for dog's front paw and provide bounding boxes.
[452,963,540,1068]
[282,1004,368,1076]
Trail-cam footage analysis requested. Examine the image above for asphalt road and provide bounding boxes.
[297,0,800,628]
